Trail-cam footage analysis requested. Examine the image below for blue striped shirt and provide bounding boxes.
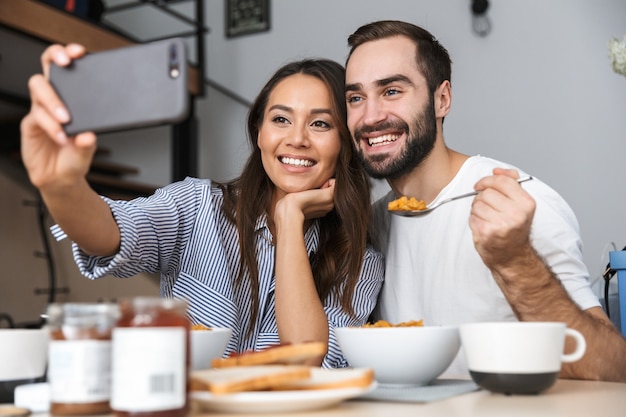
[63,177,384,368]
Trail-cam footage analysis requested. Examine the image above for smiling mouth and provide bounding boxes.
[279,156,315,167]
[367,134,401,147]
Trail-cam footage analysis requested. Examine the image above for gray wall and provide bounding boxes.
[101,0,626,294]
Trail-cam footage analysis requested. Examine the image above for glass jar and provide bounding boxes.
[111,297,190,417]
[46,302,121,416]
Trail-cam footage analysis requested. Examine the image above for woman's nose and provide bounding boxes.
[286,125,310,147]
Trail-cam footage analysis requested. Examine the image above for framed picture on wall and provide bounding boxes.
[225,0,270,38]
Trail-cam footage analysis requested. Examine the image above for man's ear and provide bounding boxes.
[434,80,452,119]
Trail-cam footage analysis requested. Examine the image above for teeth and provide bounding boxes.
[368,134,399,146]
[280,157,314,167]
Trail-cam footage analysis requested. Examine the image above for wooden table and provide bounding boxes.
[29,379,626,417]
[315,379,626,417]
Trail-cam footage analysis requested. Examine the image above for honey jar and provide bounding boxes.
[46,302,120,415]
[111,297,190,417]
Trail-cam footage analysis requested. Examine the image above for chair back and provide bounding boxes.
[608,251,626,336]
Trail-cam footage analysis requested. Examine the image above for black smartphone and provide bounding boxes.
[49,38,190,136]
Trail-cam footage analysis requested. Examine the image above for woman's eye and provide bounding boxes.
[272,116,289,124]
[311,120,331,129]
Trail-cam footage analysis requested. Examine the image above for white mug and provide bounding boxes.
[0,328,49,403]
[460,322,586,394]
[0,328,49,381]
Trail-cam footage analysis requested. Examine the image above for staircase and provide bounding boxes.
[0,118,158,200]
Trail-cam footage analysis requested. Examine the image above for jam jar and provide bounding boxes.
[111,297,190,417]
[46,302,120,416]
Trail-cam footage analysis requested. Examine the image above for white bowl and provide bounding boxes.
[0,328,49,382]
[191,328,232,370]
[335,325,460,386]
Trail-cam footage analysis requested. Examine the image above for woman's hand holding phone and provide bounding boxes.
[21,43,97,192]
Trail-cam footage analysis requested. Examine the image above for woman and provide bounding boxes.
[21,43,384,367]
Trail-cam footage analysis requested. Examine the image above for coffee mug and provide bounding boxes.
[459,322,586,395]
[0,328,49,403]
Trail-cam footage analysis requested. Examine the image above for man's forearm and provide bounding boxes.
[490,246,626,382]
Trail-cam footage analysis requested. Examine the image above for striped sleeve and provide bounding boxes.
[73,178,208,280]
[322,245,385,368]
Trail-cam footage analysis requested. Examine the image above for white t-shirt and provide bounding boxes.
[371,156,600,376]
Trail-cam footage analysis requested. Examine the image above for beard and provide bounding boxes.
[354,98,437,180]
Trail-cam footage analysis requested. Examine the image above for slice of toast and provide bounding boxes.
[190,365,312,395]
[271,367,375,391]
[190,366,374,396]
[211,342,326,368]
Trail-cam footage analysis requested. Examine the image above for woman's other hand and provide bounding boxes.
[274,178,336,227]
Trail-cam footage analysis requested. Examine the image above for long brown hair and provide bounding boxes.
[220,59,371,336]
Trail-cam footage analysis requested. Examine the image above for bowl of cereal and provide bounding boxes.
[335,320,460,386]
[190,325,232,370]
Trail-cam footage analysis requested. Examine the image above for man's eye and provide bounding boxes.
[347,96,363,104]
[384,88,400,96]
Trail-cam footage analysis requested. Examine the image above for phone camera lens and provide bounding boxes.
[169,43,180,78]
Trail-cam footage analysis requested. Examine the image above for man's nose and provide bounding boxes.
[362,97,386,126]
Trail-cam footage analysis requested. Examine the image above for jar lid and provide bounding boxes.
[119,297,188,312]
[45,302,120,328]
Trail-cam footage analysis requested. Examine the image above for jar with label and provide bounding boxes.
[111,297,190,417]
[46,302,121,416]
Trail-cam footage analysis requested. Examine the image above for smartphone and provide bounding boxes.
[50,38,189,136]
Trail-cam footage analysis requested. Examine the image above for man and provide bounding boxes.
[344,20,626,381]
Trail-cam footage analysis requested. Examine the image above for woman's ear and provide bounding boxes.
[434,80,452,119]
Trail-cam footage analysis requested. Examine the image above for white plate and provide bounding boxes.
[191,382,377,414]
